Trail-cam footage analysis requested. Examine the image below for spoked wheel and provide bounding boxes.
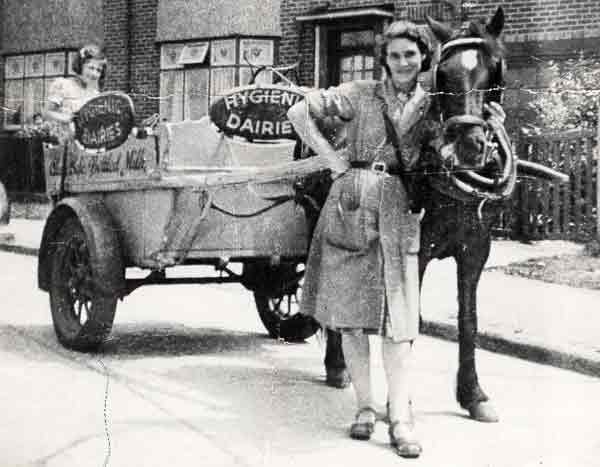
[49,217,117,351]
[251,263,319,342]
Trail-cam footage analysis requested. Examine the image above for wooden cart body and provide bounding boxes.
[37,88,327,349]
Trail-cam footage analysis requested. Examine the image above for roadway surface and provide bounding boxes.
[1,251,599,467]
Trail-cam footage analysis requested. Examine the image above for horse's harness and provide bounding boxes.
[431,37,517,206]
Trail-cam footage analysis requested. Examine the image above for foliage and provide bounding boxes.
[526,54,600,133]
[14,122,59,144]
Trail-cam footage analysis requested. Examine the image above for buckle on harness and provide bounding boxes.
[372,161,386,173]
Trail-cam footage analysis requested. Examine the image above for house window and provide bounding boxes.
[335,30,377,83]
[3,50,76,128]
[159,37,275,122]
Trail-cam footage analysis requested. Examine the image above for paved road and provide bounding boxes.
[1,251,599,467]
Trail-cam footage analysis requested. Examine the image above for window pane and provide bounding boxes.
[240,39,274,66]
[25,54,44,78]
[340,56,353,72]
[353,55,363,71]
[184,68,209,120]
[160,70,184,122]
[45,52,66,76]
[5,56,24,79]
[211,39,236,66]
[210,67,236,103]
[24,79,44,122]
[239,67,273,86]
[340,30,374,48]
[161,44,184,70]
[4,80,24,125]
[341,72,353,83]
[364,56,374,69]
[363,71,374,80]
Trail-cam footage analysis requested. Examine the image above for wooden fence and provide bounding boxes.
[495,130,597,242]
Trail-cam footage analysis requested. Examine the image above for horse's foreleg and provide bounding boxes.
[324,328,350,388]
[455,240,499,422]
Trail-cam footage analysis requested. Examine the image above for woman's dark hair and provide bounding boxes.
[71,44,107,87]
[377,20,433,73]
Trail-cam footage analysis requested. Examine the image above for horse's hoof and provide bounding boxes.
[468,401,499,423]
[326,369,351,389]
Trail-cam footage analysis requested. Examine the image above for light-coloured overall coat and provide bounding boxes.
[291,79,440,342]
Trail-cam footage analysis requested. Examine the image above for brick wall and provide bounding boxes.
[129,0,160,120]
[279,1,453,86]
[102,0,160,121]
[466,0,600,43]
[280,1,600,86]
[103,0,129,94]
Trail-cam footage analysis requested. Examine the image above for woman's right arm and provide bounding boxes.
[44,102,73,124]
[287,89,353,177]
[43,78,73,124]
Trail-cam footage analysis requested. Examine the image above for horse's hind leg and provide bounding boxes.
[455,239,499,422]
[324,328,350,388]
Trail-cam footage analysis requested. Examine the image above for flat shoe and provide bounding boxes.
[389,421,422,459]
[350,407,376,440]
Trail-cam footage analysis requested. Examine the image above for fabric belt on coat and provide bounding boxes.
[349,160,403,177]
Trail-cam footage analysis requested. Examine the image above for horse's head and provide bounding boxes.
[427,7,506,169]
[423,7,516,203]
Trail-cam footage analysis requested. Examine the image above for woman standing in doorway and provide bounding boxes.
[288,21,439,458]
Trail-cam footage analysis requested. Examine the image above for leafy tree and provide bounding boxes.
[526,54,600,133]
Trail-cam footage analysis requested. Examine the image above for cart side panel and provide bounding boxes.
[102,184,308,268]
[44,135,158,197]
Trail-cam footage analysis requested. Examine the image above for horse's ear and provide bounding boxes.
[426,15,453,43]
[486,6,504,37]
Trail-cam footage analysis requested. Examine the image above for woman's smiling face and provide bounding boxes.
[385,37,423,91]
[80,59,104,87]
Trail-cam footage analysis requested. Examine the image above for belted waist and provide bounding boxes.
[349,160,403,176]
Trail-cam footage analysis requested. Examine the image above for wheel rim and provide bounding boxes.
[55,233,94,330]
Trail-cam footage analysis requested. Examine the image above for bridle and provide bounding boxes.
[430,37,516,204]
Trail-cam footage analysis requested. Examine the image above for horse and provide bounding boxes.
[321,6,566,423]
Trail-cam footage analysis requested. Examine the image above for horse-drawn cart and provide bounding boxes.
[38,87,327,351]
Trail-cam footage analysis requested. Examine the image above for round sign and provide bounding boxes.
[209,85,304,141]
[74,92,135,150]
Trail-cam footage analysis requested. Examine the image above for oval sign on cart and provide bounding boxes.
[74,92,135,150]
[209,84,304,141]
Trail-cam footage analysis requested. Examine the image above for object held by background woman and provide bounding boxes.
[44,44,107,143]
[287,20,442,459]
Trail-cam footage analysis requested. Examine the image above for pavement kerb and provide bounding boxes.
[0,243,38,256]
[1,230,598,380]
[421,320,600,379]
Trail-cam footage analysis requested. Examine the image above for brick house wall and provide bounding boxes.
[279,1,455,86]
[103,0,160,120]
[279,0,600,131]
[129,0,160,120]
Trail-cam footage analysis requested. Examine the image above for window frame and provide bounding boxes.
[158,36,278,122]
[2,49,75,129]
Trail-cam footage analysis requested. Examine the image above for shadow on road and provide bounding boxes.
[0,322,277,362]
[102,323,272,358]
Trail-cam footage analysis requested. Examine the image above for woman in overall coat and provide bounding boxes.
[288,21,438,458]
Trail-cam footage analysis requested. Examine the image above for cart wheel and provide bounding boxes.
[254,272,319,342]
[49,217,117,351]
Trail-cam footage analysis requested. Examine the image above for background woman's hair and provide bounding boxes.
[377,21,433,73]
[71,44,107,88]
